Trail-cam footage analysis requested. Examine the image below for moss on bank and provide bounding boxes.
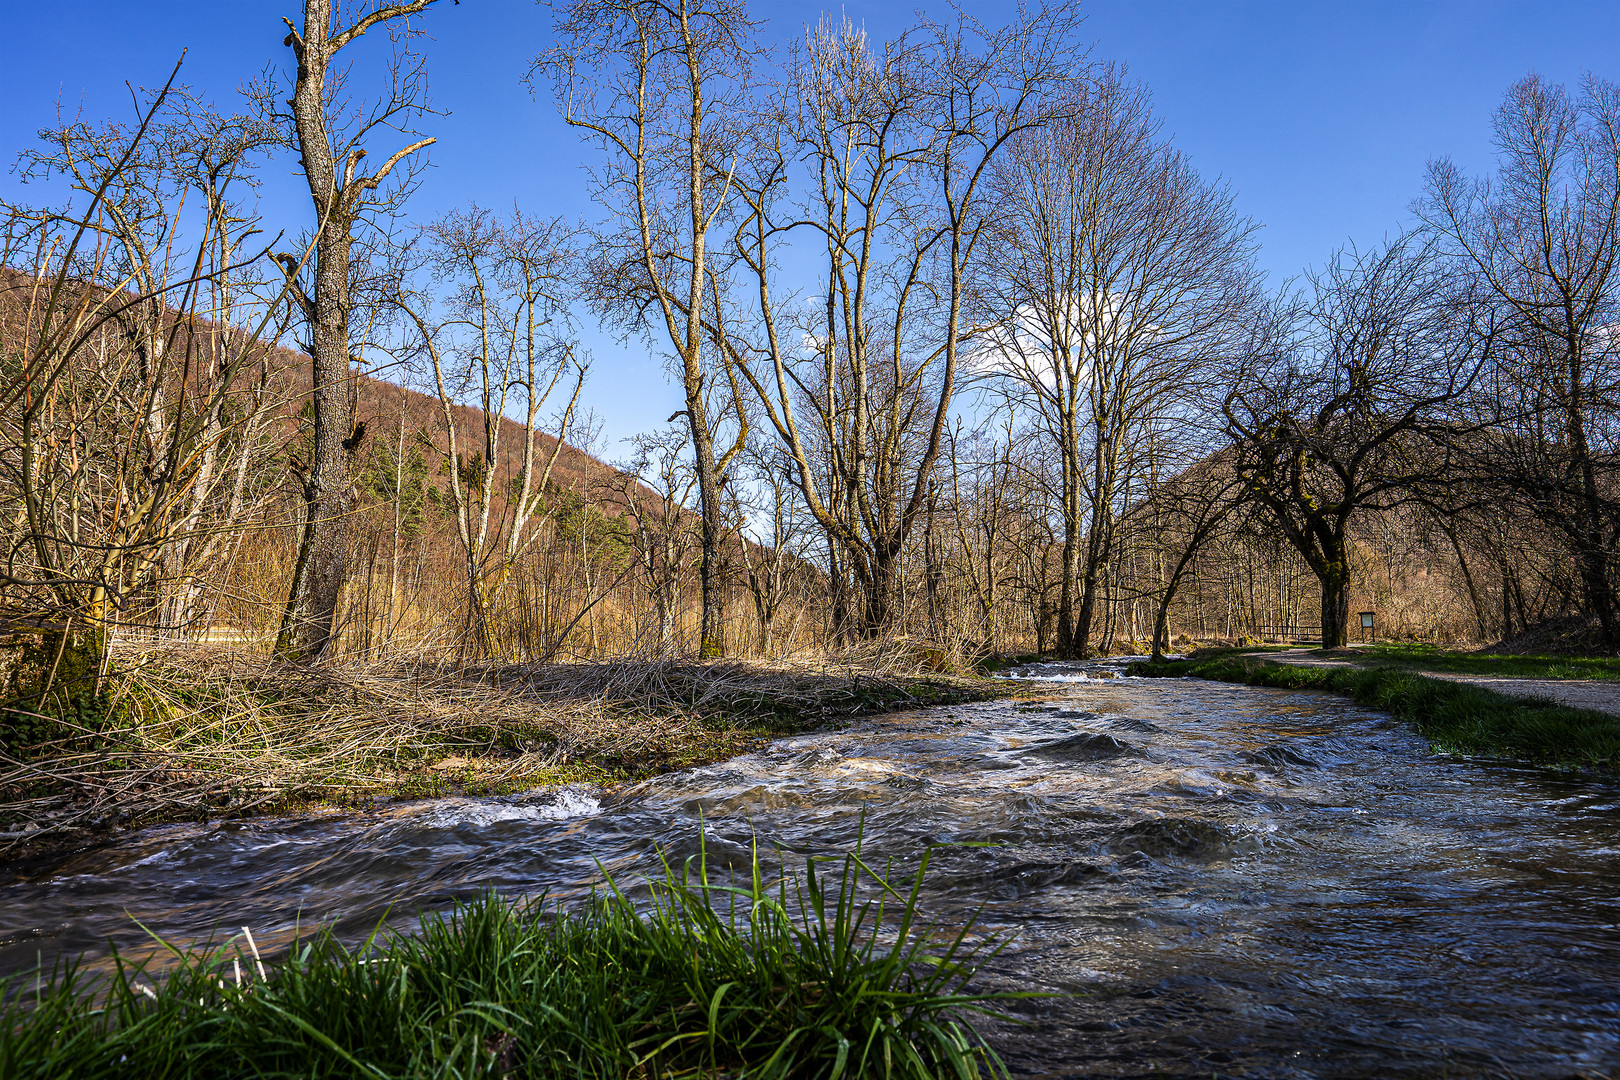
[1131,652,1620,771]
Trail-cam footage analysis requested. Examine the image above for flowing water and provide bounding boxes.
[3,662,1618,1078]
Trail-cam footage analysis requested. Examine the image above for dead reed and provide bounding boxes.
[1,637,992,854]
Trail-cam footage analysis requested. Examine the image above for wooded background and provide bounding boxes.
[3,1,1616,684]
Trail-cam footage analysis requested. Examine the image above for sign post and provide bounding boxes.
[1359,611,1375,643]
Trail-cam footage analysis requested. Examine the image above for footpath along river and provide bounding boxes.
[2,660,1618,1078]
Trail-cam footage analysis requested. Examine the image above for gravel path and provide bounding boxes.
[1265,648,1620,718]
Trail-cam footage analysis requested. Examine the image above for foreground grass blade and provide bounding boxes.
[2,836,1028,1079]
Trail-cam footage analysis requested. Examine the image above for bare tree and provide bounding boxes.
[1140,455,1247,660]
[1,67,294,723]
[999,435,1064,654]
[944,420,1022,655]
[1421,74,1620,645]
[155,98,289,634]
[979,67,1258,657]
[602,429,699,650]
[724,10,1082,639]
[733,443,810,656]
[538,0,756,658]
[270,0,442,662]
[410,205,587,655]
[1224,240,1490,649]
[10,81,288,644]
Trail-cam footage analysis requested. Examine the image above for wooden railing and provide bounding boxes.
[1254,624,1321,644]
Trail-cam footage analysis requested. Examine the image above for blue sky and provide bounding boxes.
[3,0,1616,450]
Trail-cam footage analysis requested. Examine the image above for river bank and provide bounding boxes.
[1,640,1000,860]
[2,849,1009,1080]
[5,662,1616,1076]
[1131,647,1620,772]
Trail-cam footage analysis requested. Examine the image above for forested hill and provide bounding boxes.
[0,264,658,518]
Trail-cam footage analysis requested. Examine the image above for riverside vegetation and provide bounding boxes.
[1340,642,1620,681]
[0,842,1018,1080]
[4,6,1618,718]
[1131,648,1620,771]
[0,640,996,856]
[3,1,1618,1074]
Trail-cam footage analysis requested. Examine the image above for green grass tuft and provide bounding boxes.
[1,838,1021,1079]
[1132,655,1620,771]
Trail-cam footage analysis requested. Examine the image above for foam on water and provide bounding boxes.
[3,662,1617,1079]
[404,786,602,828]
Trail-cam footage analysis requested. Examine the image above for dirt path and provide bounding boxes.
[1264,647,1620,718]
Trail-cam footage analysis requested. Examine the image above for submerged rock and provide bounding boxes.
[1242,745,1319,769]
[1030,731,1145,761]
[1109,817,1237,860]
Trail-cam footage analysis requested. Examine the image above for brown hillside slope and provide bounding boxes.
[0,263,664,514]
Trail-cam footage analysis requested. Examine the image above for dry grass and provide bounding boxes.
[0,638,992,855]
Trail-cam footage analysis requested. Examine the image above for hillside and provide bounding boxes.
[0,264,664,519]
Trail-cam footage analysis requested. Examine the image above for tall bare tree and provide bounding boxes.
[724,10,1082,638]
[979,67,1258,657]
[271,0,442,661]
[411,205,587,655]
[1421,74,1620,645]
[1225,240,1491,649]
[538,0,755,658]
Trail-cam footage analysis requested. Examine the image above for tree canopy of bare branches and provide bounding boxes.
[537,0,758,657]
[978,66,1259,656]
[1225,239,1492,648]
[722,8,1085,639]
[2,65,297,739]
[408,205,588,655]
[1420,74,1620,645]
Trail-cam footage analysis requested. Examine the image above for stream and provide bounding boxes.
[2,661,1618,1078]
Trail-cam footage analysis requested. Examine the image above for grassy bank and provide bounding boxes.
[1341,643,1620,681]
[1,845,1016,1079]
[2,641,999,855]
[1131,652,1620,771]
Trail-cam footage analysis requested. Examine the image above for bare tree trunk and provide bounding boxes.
[387,413,405,645]
[278,221,360,659]
[1151,586,1175,661]
[1056,508,1082,656]
[1500,560,1514,639]
[1321,556,1351,649]
[689,411,725,656]
[1442,523,1489,640]
[274,0,438,661]
[827,540,850,647]
[1073,508,1111,655]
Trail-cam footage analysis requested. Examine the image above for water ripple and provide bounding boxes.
[3,660,1617,1077]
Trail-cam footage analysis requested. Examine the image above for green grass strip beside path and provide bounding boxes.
[1348,643,1620,681]
[1131,654,1620,772]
